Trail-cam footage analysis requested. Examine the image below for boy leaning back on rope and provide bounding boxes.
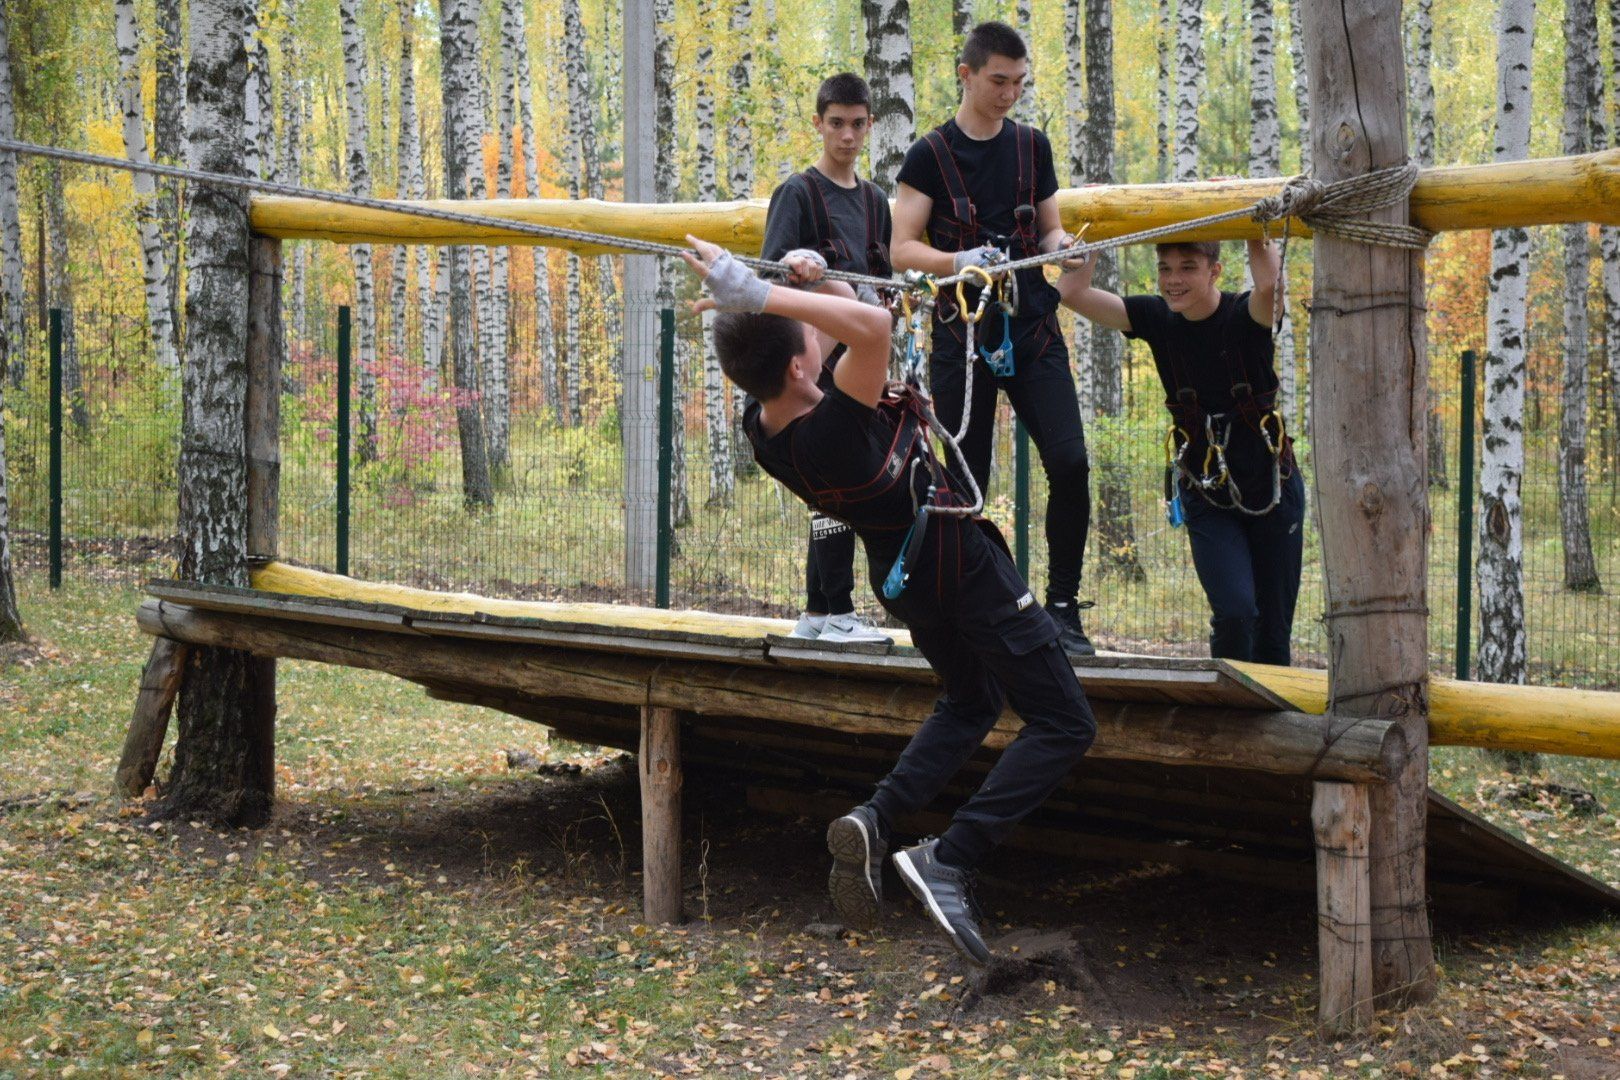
[1058,239,1305,665]
[679,234,1096,966]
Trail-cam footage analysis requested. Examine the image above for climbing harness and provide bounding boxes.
[798,167,892,279]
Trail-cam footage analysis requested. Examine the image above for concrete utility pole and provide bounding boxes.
[623,0,658,594]
[1300,0,1437,1023]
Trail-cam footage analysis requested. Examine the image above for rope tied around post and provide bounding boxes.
[1250,160,1432,250]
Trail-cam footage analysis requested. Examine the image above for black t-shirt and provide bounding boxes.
[1124,290,1282,509]
[896,119,1061,324]
[761,168,892,278]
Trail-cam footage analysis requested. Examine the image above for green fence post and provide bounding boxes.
[656,309,674,609]
[1455,348,1477,681]
[337,306,351,577]
[1014,419,1030,578]
[48,308,62,589]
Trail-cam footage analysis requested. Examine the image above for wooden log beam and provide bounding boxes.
[1303,0,1437,1007]
[115,638,192,797]
[1313,782,1374,1035]
[246,149,1620,251]
[137,600,1406,781]
[639,707,683,924]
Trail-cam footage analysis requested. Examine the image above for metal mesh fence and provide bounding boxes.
[8,217,1620,687]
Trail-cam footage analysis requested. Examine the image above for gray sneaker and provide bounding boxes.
[826,805,887,927]
[788,612,826,640]
[818,612,894,645]
[892,839,990,965]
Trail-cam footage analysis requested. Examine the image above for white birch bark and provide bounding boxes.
[1286,0,1311,175]
[1157,0,1172,182]
[0,0,19,637]
[281,25,310,345]
[516,8,555,425]
[1406,0,1446,486]
[440,0,495,507]
[1604,0,1620,445]
[116,0,178,372]
[695,0,732,505]
[47,162,85,430]
[862,0,914,189]
[655,0,690,524]
[1064,0,1093,420]
[1015,0,1034,125]
[1249,0,1293,423]
[953,0,973,39]
[727,0,754,200]
[1173,0,1203,183]
[340,0,379,462]
[1558,0,1601,592]
[155,0,186,364]
[243,1,262,179]
[561,0,619,391]
[389,5,418,370]
[1478,0,1535,684]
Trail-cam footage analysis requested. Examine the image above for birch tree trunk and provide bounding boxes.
[482,0,527,476]
[1301,0,1435,1010]
[47,162,85,431]
[1478,0,1534,765]
[389,8,417,371]
[862,0,915,189]
[1173,0,1203,182]
[340,0,379,463]
[155,0,186,365]
[516,8,555,424]
[243,4,274,180]
[727,0,757,478]
[1287,0,1312,429]
[1064,0,1093,420]
[562,0,620,407]
[1250,0,1295,424]
[1605,0,1620,445]
[0,0,20,639]
[439,0,496,508]
[162,0,273,827]
[1157,0,1172,182]
[1404,0,1447,488]
[695,0,732,505]
[1083,0,1144,581]
[1558,0,1601,593]
[116,0,178,372]
[953,0,973,42]
[655,0,691,525]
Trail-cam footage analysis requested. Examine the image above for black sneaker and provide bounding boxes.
[826,805,886,927]
[1046,599,1097,657]
[891,839,990,965]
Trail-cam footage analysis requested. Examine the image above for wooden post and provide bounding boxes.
[1313,781,1373,1034]
[1302,0,1437,1006]
[245,234,283,797]
[638,705,683,924]
[115,638,192,797]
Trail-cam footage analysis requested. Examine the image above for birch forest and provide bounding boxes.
[0,0,1618,685]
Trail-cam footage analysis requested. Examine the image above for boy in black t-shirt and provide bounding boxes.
[680,234,1095,966]
[1058,239,1305,665]
[891,20,1095,656]
[760,72,893,646]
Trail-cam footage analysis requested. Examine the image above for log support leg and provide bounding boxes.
[1313,780,1374,1035]
[115,637,191,797]
[639,706,683,924]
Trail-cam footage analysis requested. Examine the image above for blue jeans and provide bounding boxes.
[1180,468,1306,665]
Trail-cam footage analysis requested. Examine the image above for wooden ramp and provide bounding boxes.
[132,565,1620,917]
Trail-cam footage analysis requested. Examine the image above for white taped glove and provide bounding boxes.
[702,250,773,313]
[952,244,1001,273]
[780,248,828,286]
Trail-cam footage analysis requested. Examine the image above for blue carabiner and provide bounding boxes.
[979,308,1016,377]
[882,507,930,599]
[1166,488,1185,528]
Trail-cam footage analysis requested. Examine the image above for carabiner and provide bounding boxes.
[979,308,1016,377]
[957,264,996,326]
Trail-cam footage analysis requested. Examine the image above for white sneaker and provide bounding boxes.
[788,612,827,639]
[818,612,894,645]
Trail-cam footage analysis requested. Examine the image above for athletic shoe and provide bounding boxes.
[788,612,827,640]
[818,612,894,645]
[892,839,991,965]
[826,805,887,927]
[1045,599,1097,657]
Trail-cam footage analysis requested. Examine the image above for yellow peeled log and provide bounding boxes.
[1229,661,1620,761]
[249,149,1620,251]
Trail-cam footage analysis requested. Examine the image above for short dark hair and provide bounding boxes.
[961,21,1027,70]
[816,73,871,117]
[1155,241,1222,264]
[713,312,807,402]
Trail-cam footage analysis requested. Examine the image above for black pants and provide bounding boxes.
[929,312,1091,604]
[805,513,856,615]
[1181,468,1306,665]
[869,529,1096,868]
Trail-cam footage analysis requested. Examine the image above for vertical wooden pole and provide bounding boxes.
[1301,0,1436,1008]
[115,637,193,797]
[246,234,283,796]
[639,705,683,924]
[1313,781,1373,1035]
